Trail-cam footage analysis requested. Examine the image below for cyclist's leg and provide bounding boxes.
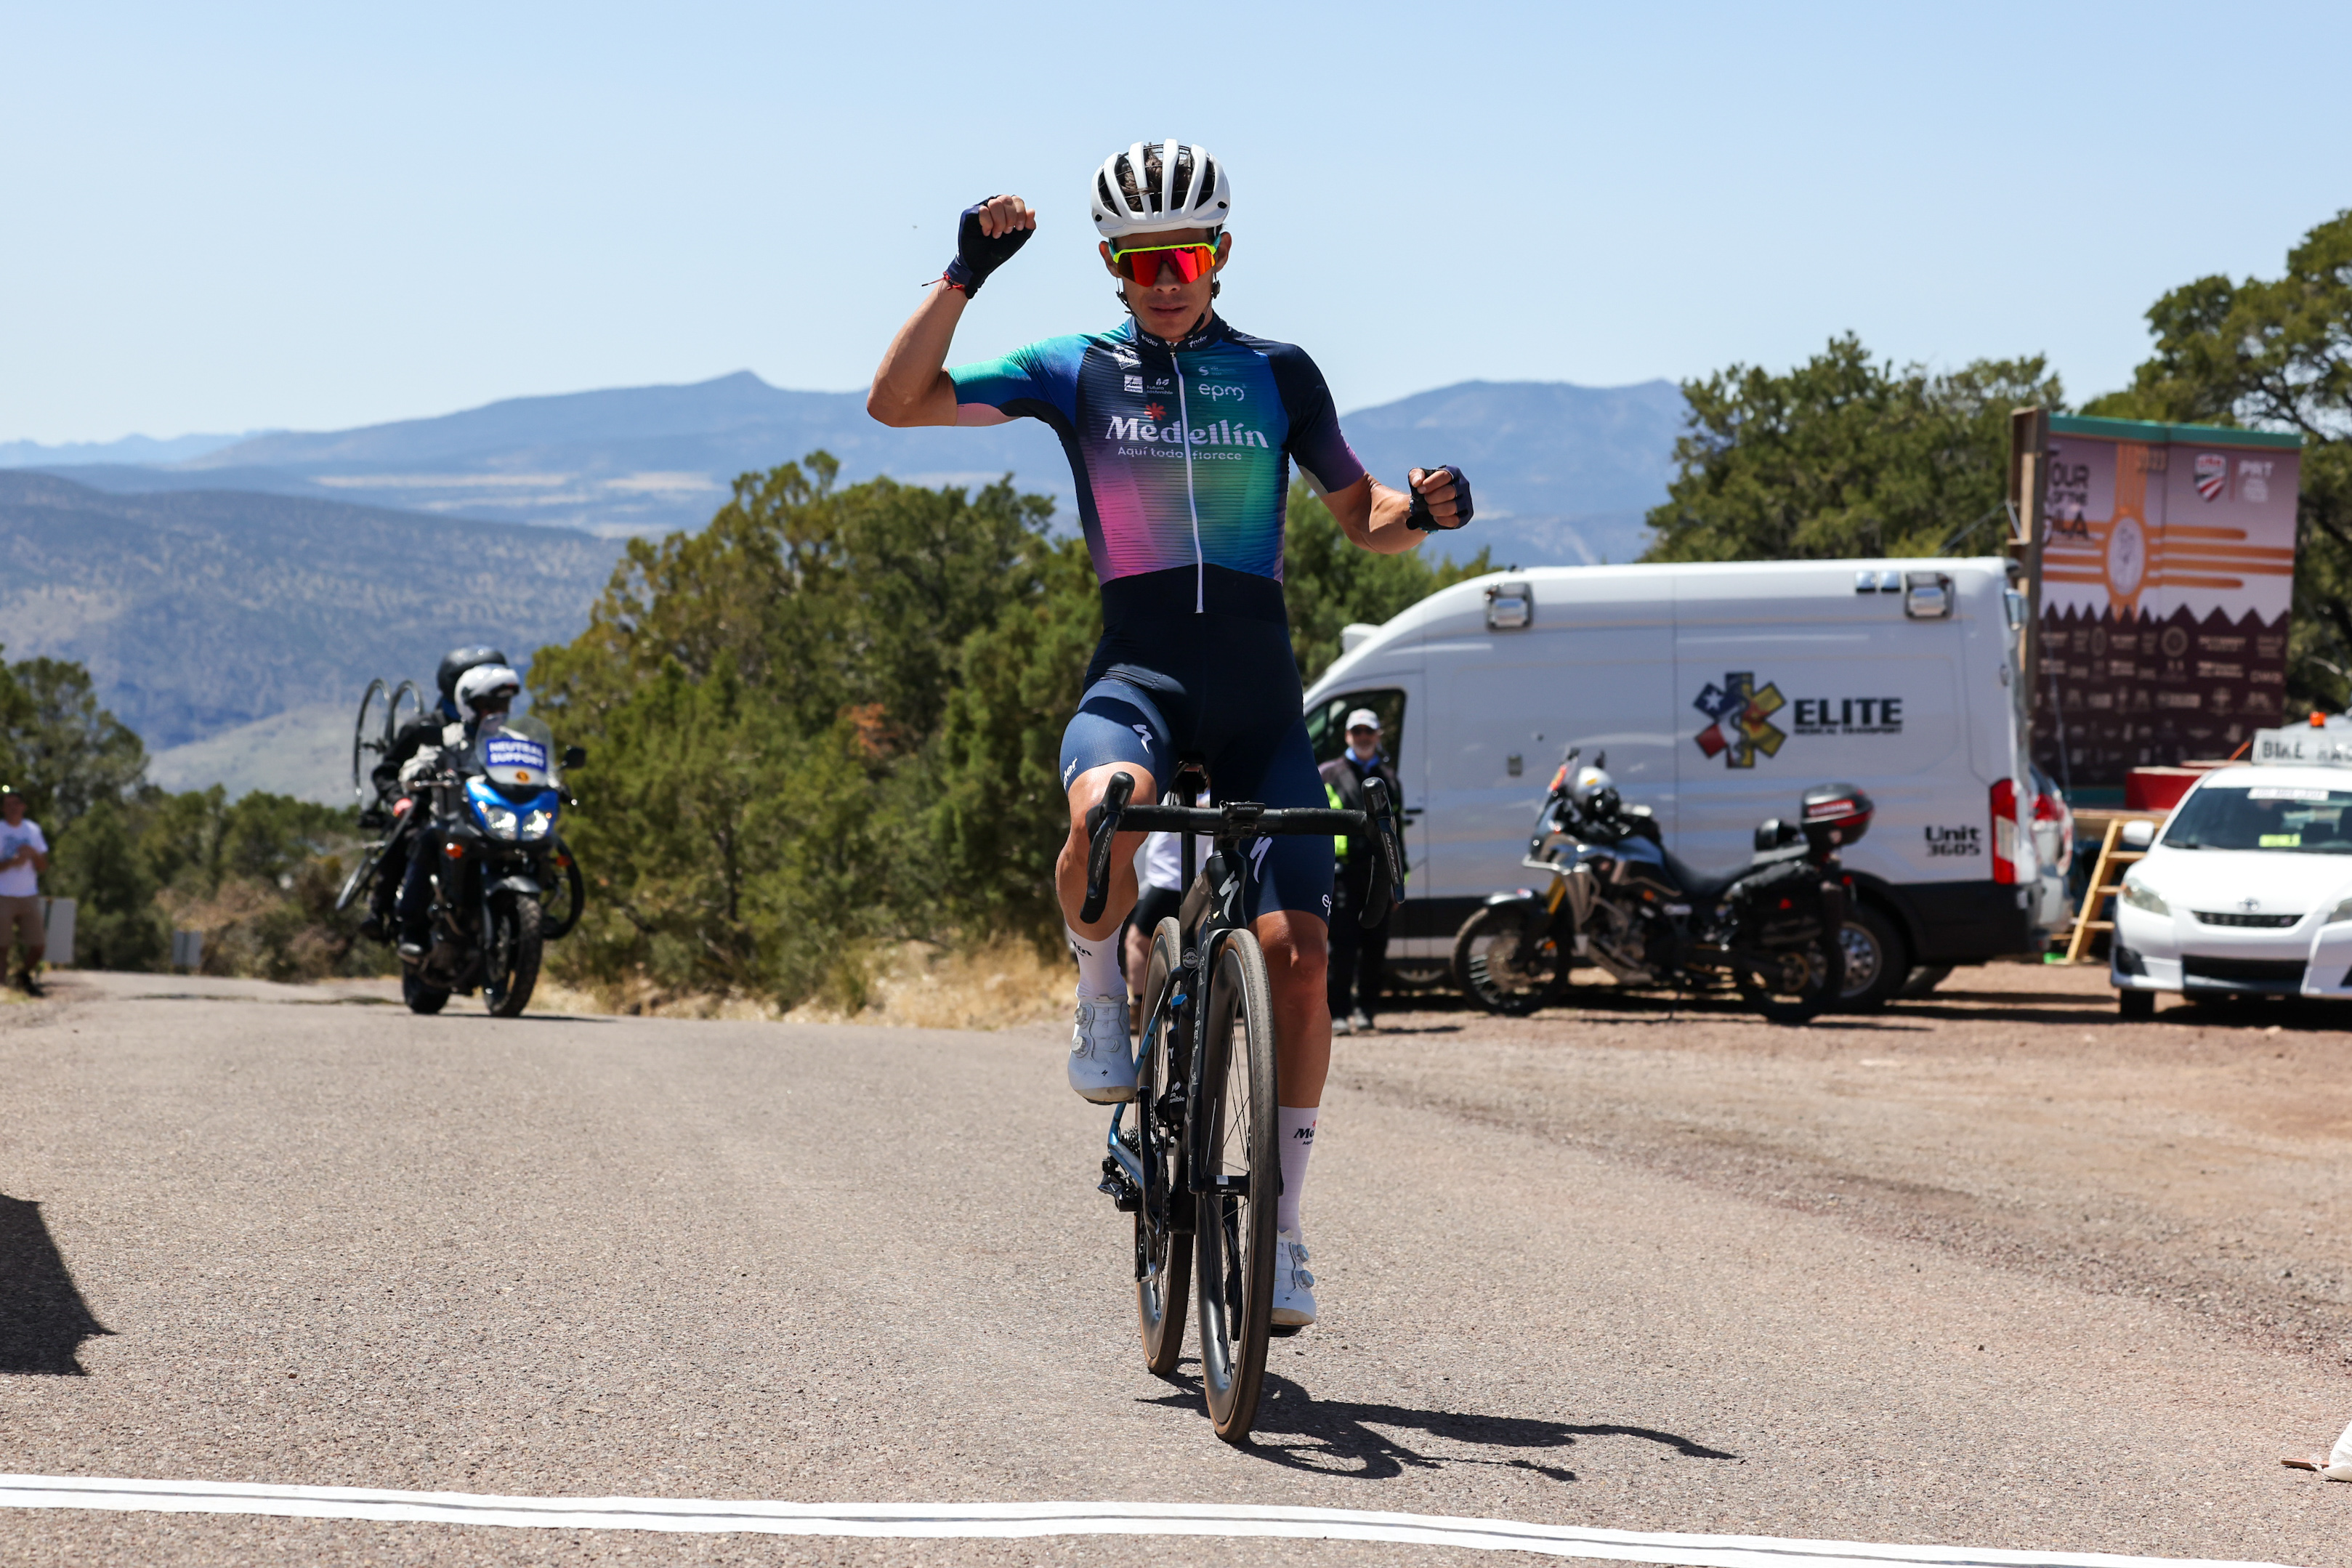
[1054,679,1171,941]
[1232,719,1336,1109]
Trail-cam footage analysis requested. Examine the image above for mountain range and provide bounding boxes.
[32,372,1686,566]
[0,472,623,795]
[0,372,1689,798]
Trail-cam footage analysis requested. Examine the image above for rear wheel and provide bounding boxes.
[482,894,543,1018]
[1133,918,1192,1376]
[1896,963,1953,999]
[1452,901,1565,1015]
[1734,936,1842,1025]
[402,968,450,1015]
[1193,929,1277,1444]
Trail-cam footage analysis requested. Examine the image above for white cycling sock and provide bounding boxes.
[2326,1418,2352,1481]
[1277,1105,1318,1233]
[1067,924,1124,1000]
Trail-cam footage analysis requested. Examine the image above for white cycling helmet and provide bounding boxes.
[1091,140,1231,241]
[454,663,522,722]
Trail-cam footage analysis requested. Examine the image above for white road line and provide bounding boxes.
[0,1474,2298,1568]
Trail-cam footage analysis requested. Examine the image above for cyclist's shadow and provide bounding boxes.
[1141,1366,1736,1479]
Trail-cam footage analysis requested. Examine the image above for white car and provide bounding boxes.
[2110,761,2352,1017]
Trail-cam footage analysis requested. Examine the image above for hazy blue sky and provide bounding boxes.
[4,1,2346,442]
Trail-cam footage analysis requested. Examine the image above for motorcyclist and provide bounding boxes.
[395,662,525,962]
[359,646,509,942]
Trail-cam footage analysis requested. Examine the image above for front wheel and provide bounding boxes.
[1452,901,1566,1015]
[1133,918,1192,1376]
[1733,936,1841,1025]
[402,968,450,1015]
[482,894,543,1018]
[1834,902,1908,1012]
[1193,929,1278,1444]
[2118,987,2155,1020]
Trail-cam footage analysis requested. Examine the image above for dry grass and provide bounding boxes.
[531,937,1067,1031]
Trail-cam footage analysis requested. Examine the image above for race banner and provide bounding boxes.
[2033,414,2302,786]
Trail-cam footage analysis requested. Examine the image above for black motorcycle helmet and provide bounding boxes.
[435,646,510,704]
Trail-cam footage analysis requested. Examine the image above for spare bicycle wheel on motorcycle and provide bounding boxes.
[1451,900,1566,1015]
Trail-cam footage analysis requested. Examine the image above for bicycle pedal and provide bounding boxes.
[1097,1156,1141,1213]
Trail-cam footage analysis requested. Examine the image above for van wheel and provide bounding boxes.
[2118,988,2155,1020]
[1835,903,1907,1012]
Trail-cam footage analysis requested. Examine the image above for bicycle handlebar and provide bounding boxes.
[1078,770,1405,931]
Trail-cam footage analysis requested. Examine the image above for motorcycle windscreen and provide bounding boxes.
[478,713,557,793]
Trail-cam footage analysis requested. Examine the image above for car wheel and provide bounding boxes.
[1835,902,1907,1012]
[1896,963,1953,999]
[2117,988,2155,1020]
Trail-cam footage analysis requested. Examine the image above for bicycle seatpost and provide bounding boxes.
[1078,770,1135,925]
[1359,776,1403,929]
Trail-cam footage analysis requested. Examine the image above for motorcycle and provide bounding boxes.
[398,711,586,1018]
[1451,749,1865,1024]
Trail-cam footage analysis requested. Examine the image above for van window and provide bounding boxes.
[1307,690,1406,765]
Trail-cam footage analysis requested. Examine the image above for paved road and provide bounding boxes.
[1,970,2347,1566]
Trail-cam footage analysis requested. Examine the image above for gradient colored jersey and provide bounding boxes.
[948,314,1365,597]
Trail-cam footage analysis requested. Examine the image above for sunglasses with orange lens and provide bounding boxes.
[1110,242,1219,286]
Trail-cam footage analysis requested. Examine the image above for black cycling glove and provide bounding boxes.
[942,197,1032,296]
[1407,465,1474,531]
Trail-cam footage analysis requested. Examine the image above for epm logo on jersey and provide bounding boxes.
[1693,673,1787,769]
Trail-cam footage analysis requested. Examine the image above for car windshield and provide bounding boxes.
[2161,783,2352,852]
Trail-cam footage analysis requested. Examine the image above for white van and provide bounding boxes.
[1301,557,2044,1006]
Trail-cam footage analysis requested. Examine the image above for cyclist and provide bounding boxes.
[870,141,1470,1328]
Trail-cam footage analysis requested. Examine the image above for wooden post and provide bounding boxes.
[2007,407,2048,701]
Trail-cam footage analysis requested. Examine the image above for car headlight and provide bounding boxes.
[479,804,520,839]
[2327,895,2352,925]
[2119,877,2170,916]
[521,809,553,841]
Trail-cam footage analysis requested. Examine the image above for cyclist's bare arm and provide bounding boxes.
[868,195,1036,428]
[1325,469,1460,555]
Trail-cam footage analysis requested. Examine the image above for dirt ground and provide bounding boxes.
[1348,961,2352,1375]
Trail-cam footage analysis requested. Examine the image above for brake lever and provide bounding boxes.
[1078,770,1135,925]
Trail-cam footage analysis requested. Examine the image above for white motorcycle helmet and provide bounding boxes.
[1091,140,1231,240]
[454,663,522,724]
[1569,763,1619,819]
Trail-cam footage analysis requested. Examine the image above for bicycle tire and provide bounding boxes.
[334,836,388,915]
[1133,916,1191,1375]
[352,679,390,808]
[1192,927,1278,1444]
[1451,901,1566,1015]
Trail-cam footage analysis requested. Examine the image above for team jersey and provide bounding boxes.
[947,314,1365,598]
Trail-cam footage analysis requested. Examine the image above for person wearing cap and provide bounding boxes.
[1320,710,1404,1034]
[0,785,51,995]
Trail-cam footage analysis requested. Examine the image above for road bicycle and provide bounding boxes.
[1082,761,1402,1444]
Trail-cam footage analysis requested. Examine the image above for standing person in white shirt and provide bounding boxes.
[1121,831,1213,1030]
[0,785,51,996]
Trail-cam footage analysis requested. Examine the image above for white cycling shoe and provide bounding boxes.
[1272,1229,1317,1328]
[1067,993,1137,1104]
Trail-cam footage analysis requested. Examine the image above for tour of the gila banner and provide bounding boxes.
[2033,413,2304,788]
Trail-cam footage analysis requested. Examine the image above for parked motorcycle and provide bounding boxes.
[1451,749,1864,1024]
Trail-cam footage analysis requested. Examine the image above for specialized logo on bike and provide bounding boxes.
[483,735,548,774]
[1693,673,1787,769]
